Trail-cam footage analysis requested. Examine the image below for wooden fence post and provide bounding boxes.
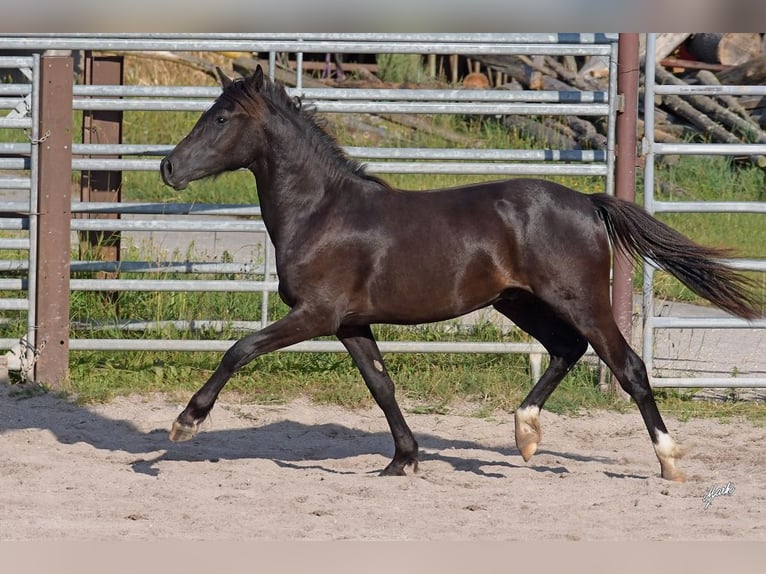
[611,33,640,396]
[34,55,73,388]
[79,53,123,293]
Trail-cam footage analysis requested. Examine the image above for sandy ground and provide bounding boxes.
[1,380,763,542]
[2,189,764,543]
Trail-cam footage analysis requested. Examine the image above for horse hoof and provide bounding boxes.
[518,440,539,463]
[515,406,542,462]
[380,457,418,476]
[660,458,687,483]
[663,469,687,483]
[168,419,199,442]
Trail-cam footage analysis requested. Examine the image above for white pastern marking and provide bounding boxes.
[516,405,541,424]
[654,431,680,458]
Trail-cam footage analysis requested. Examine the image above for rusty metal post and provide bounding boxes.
[79,53,123,300]
[611,33,640,395]
[34,56,73,388]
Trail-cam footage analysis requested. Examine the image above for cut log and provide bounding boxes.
[656,66,766,143]
[539,75,607,148]
[695,69,753,121]
[659,92,766,168]
[689,33,762,66]
[660,92,742,143]
[716,55,766,85]
[579,55,610,80]
[503,115,578,149]
[471,55,538,89]
[652,33,692,63]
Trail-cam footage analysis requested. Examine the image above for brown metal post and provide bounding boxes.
[611,33,640,395]
[79,53,123,291]
[34,56,73,388]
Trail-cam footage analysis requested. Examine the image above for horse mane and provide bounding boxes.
[220,74,391,190]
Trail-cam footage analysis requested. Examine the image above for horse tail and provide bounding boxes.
[588,192,762,319]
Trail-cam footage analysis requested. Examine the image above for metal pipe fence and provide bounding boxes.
[0,34,620,384]
[642,33,766,389]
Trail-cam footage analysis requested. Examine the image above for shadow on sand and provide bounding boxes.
[0,381,621,480]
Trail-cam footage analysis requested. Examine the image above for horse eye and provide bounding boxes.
[215,116,227,125]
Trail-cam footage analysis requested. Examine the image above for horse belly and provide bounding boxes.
[359,244,516,325]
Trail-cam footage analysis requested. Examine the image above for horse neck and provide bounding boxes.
[249,119,365,247]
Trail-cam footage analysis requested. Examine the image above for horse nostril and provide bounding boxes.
[161,157,173,177]
[160,157,176,186]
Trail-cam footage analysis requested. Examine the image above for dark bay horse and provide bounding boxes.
[160,65,762,482]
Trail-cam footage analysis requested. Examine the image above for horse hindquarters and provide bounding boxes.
[501,196,686,481]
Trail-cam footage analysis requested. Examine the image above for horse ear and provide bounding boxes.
[252,64,264,90]
[216,67,233,89]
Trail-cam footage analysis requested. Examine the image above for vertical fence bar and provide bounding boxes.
[642,33,658,381]
[25,53,41,379]
[34,55,73,388]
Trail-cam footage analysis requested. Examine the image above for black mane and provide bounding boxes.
[221,74,388,188]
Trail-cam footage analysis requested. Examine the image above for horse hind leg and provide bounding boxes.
[493,295,588,462]
[576,310,687,482]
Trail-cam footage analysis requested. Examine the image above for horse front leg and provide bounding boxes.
[169,306,333,442]
[337,325,419,475]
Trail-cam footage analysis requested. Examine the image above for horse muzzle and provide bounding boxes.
[160,156,188,191]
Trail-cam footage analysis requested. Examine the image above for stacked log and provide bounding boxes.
[469,33,766,165]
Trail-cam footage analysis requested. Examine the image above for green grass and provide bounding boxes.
[3,76,765,425]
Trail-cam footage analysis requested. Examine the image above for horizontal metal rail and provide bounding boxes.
[0,178,31,189]
[68,85,607,103]
[0,143,608,162]
[653,84,766,97]
[646,143,766,156]
[70,218,267,233]
[653,201,766,214]
[70,279,279,292]
[0,35,616,55]
[1,36,618,380]
[650,377,766,388]
[67,157,608,176]
[71,98,610,116]
[649,317,766,329]
[1,260,267,274]
[68,338,551,354]
[0,32,618,44]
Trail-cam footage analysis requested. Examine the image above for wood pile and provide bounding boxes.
[465,34,766,163]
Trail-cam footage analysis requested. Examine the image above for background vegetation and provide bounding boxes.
[2,53,764,424]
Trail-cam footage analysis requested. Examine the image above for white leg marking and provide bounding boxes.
[654,431,687,482]
[373,360,384,373]
[514,406,542,462]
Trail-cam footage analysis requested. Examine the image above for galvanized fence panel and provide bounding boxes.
[0,54,39,374]
[642,33,766,389]
[0,34,620,383]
